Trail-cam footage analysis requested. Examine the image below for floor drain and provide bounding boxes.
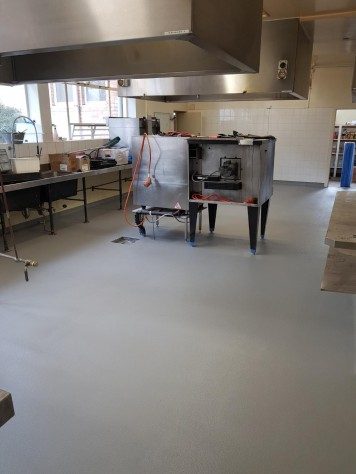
[112,237,139,244]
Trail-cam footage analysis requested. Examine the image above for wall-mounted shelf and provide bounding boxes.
[333,138,356,142]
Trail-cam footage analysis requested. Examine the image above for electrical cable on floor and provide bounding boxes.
[145,210,181,225]
[173,215,188,224]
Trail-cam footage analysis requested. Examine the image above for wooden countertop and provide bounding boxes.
[322,191,356,294]
[0,389,15,428]
[322,248,356,294]
[325,191,356,251]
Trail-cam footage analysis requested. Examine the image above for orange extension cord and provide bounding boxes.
[191,193,233,202]
[124,137,235,227]
[124,133,152,227]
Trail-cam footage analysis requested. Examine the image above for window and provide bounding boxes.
[0,85,28,136]
[55,83,73,103]
[0,85,27,115]
[84,81,107,102]
[49,81,120,140]
[85,87,106,102]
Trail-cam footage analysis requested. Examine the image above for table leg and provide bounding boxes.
[47,184,55,235]
[0,212,9,252]
[247,206,260,255]
[119,170,123,210]
[82,177,89,223]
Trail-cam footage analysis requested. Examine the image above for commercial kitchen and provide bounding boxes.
[0,1,356,473]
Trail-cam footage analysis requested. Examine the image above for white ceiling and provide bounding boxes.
[264,0,356,64]
[264,0,356,19]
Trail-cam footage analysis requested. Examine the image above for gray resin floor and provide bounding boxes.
[0,183,356,474]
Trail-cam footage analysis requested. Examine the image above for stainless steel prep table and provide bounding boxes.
[0,164,132,251]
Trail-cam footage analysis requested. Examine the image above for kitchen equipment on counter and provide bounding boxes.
[49,153,90,172]
[97,148,129,165]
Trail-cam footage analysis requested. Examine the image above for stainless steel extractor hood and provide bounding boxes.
[352,58,356,103]
[0,0,263,84]
[117,19,313,102]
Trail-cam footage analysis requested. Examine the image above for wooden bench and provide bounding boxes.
[322,191,356,294]
[0,389,15,428]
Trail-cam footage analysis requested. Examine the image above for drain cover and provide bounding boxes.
[112,237,139,244]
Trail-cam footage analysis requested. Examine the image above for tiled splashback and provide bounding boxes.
[201,107,335,185]
[3,108,336,185]
[2,139,106,164]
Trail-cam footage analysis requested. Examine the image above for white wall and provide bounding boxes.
[136,100,188,118]
[200,107,334,185]
[309,66,355,109]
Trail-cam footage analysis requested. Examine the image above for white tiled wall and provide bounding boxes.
[200,107,335,185]
[202,108,270,137]
[269,109,335,184]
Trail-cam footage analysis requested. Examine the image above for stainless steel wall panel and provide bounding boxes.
[132,136,189,210]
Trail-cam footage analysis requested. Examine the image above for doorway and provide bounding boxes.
[331,110,356,182]
[175,111,202,136]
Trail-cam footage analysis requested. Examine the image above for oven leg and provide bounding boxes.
[260,199,270,240]
[189,202,199,246]
[247,206,260,255]
[208,204,218,233]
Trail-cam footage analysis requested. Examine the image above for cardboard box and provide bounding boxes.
[49,153,76,172]
[49,153,90,172]
[75,155,90,172]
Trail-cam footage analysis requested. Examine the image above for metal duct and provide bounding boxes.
[117,20,314,102]
[0,0,262,84]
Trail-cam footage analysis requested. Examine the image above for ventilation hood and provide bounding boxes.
[117,20,313,102]
[0,0,263,84]
[352,58,356,103]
